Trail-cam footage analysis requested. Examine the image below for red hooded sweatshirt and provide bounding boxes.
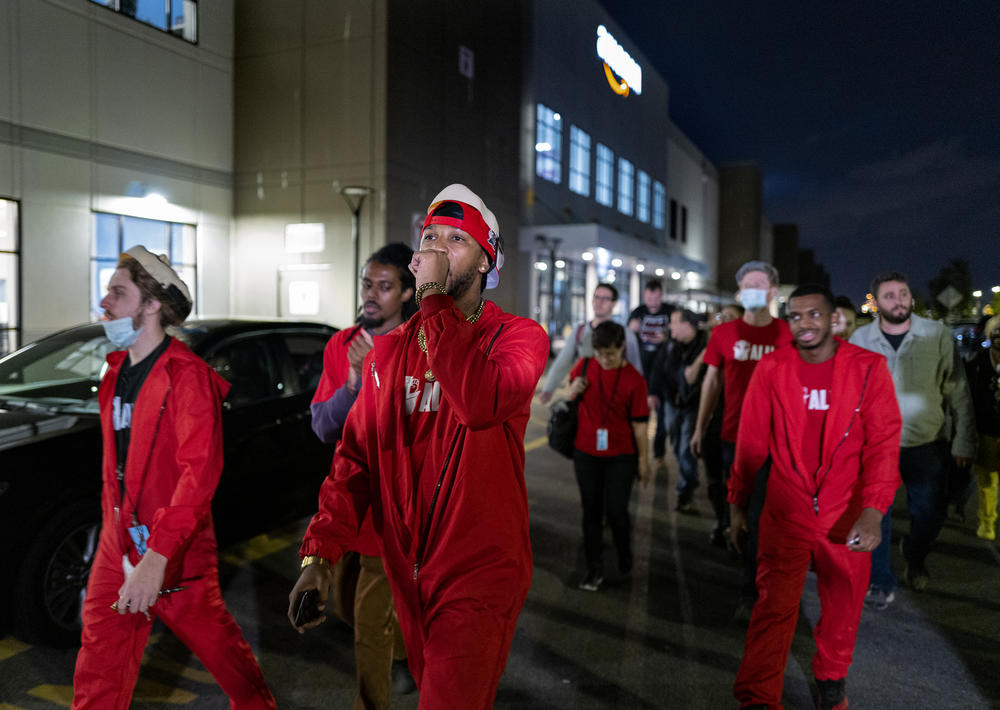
[301,293,549,691]
[728,340,902,540]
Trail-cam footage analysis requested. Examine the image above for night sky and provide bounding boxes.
[599,1,1000,305]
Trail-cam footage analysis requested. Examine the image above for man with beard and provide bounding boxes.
[288,185,549,708]
[308,242,415,709]
[851,271,976,607]
[730,285,900,710]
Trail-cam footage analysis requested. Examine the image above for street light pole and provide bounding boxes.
[340,185,375,318]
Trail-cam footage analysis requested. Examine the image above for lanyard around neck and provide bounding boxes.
[597,364,623,427]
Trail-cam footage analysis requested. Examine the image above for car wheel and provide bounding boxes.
[12,500,101,647]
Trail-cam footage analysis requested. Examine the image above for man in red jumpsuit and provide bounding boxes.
[729,284,901,710]
[306,242,416,709]
[288,184,550,708]
[73,247,275,710]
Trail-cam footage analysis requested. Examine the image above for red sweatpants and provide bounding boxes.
[72,539,275,710]
[733,515,870,709]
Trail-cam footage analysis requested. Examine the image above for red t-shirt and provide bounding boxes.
[403,335,440,491]
[703,317,793,441]
[797,356,835,479]
[570,359,649,457]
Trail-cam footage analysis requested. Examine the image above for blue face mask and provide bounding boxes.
[739,288,769,312]
[102,317,142,350]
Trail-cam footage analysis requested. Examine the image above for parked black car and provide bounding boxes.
[0,319,336,646]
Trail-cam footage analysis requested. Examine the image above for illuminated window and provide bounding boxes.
[617,158,634,216]
[569,126,591,196]
[89,0,198,43]
[595,144,614,206]
[92,213,197,318]
[652,181,666,230]
[636,170,650,223]
[0,199,19,354]
[535,104,562,184]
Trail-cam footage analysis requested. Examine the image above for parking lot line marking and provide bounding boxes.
[220,531,299,566]
[132,678,197,704]
[0,637,30,662]
[143,655,215,684]
[27,685,73,706]
[524,435,548,453]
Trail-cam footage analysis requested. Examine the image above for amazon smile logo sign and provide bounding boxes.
[596,25,642,97]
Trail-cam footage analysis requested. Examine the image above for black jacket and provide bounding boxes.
[649,331,707,409]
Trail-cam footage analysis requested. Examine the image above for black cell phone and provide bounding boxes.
[293,589,322,627]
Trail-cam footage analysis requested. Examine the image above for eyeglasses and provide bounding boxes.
[592,295,615,302]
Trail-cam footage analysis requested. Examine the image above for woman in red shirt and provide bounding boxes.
[567,321,651,591]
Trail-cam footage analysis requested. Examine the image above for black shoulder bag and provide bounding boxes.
[546,358,590,459]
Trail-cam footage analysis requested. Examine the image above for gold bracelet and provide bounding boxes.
[415,281,447,305]
[300,554,330,570]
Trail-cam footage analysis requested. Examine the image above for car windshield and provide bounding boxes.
[0,327,113,411]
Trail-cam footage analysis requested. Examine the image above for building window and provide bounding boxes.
[652,180,665,230]
[595,144,614,207]
[92,213,197,318]
[680,205,688,243]
[535,104,562,184]
[568,126,591,196]
[89,0,198,43]
[636,170,650,223]
[669,199,678,240]
[617,158,634,216]
[0,199,19,355]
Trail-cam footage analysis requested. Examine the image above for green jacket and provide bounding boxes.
[850,313,976,458]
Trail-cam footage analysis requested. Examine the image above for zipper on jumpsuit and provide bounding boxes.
[408,322,506,581]
[777,365,871,516]
[413,427,463,580]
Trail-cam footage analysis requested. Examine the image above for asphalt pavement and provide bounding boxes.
[2,392,998,709]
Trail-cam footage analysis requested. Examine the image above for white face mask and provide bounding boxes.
[739,288,769,312]
[102,316,143,350]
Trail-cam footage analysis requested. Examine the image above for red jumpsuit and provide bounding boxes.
[72,339,275,710]
[301,294,549,709]
[728,341,901,709]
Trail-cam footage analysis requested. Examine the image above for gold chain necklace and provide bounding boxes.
[417,299,485,382]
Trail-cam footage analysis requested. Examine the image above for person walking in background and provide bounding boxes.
[730,284,901,710]
[648,309,707,512]
[690,261,792,616]
[964,314,1000,540]
[699,303,744,546]
[307,242,416,709]
[73,246,275,710]
[831,295,858,340]
[540,282,642,404]
[565,321,651,592]
[629,278,673,469]
[850,270,976,607]
[288,184,549,709]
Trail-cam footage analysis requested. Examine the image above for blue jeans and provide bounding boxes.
[870,440,950,593]
[665,402,699,497]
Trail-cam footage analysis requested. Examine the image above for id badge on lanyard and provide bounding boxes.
[128,524,150,556]
[596,428,609,451]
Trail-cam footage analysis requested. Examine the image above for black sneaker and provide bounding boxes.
[815,677,847,709]
[392,659,417,695]
[578,570,604,592]
[618,552,633,575]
